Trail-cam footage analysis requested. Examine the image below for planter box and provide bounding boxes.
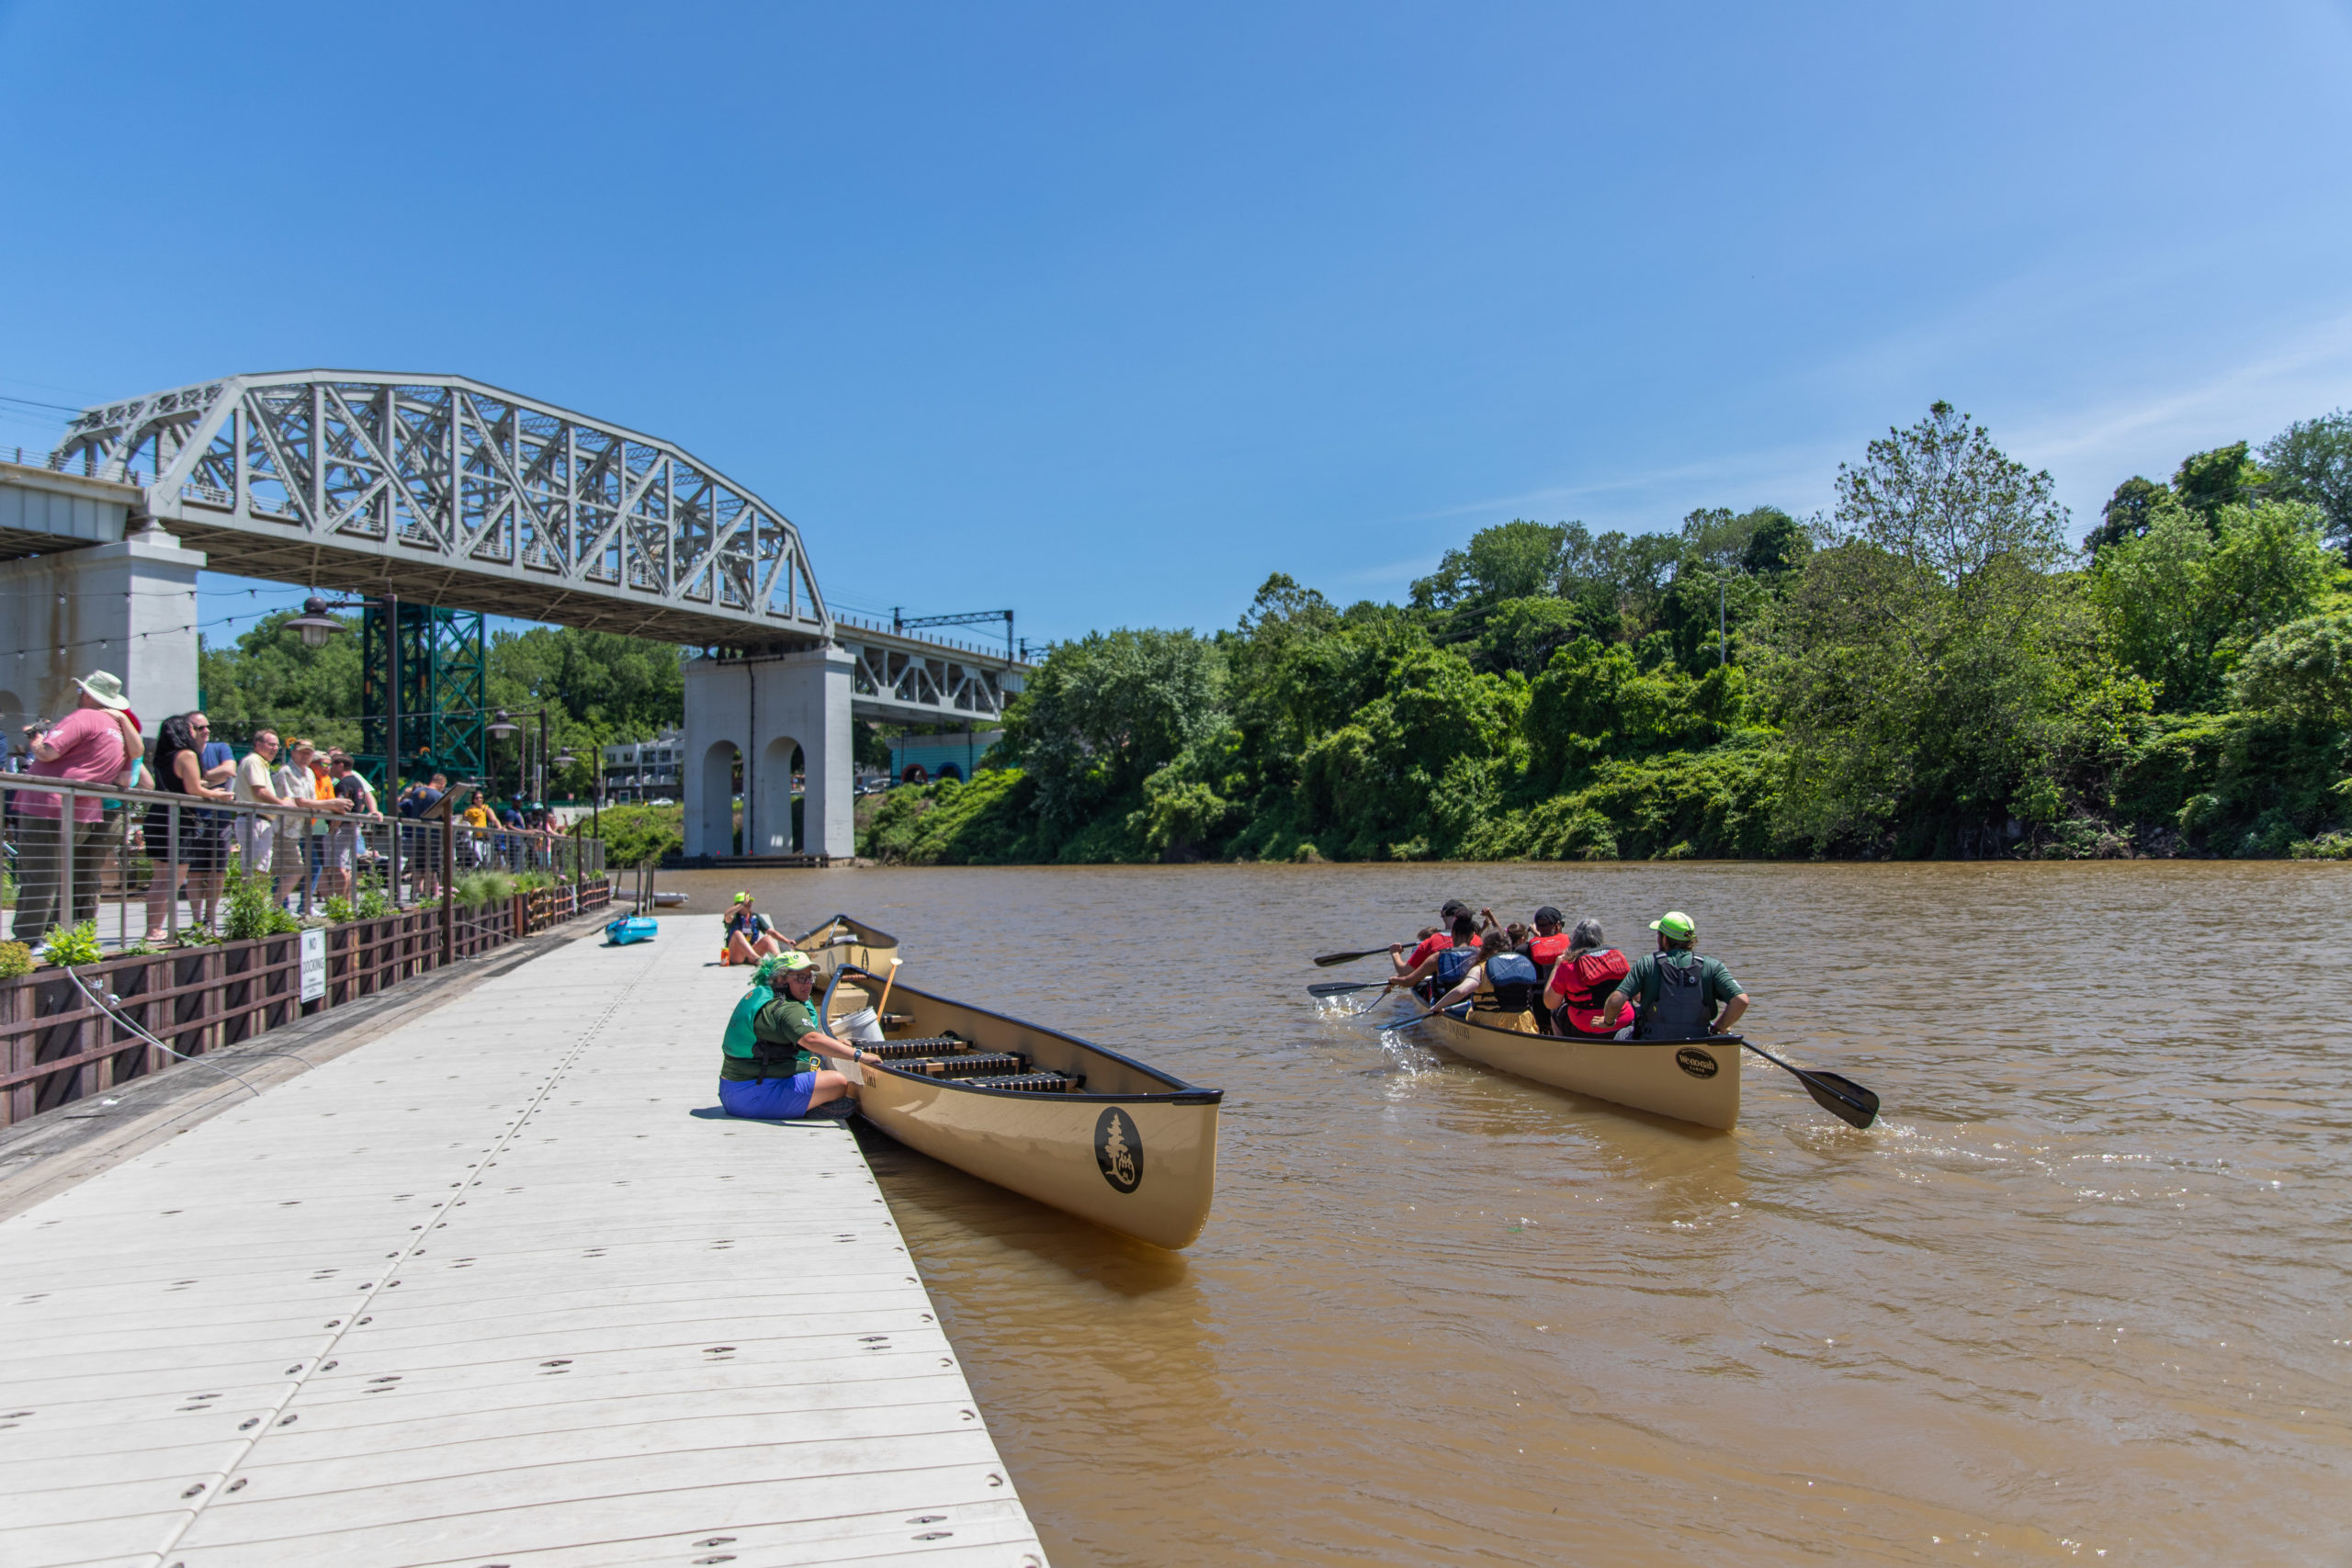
[0,878,611,1131]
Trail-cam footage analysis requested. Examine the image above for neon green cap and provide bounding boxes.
[1648,910,1695,941]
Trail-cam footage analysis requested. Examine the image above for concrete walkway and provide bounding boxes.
[0,924,1045,1568]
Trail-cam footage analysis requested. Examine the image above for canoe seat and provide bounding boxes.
[914,1052,1029,1079]
[959,1071,1086,1093]
[865,1036,971,1060]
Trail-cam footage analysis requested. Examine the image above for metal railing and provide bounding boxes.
[0,775,607,955]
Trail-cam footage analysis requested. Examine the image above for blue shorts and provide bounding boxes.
[718,1073,817,1121]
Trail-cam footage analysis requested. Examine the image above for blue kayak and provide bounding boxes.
[605,915,658,944]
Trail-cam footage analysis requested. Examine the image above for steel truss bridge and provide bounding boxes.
[48,371,1022,725]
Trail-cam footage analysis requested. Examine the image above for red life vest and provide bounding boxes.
[1547,948,1630,1034]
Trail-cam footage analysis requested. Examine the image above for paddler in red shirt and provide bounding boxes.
[1544,917,1633,1037]
[1391,899,1475,976]
[1521,906,1572,1033]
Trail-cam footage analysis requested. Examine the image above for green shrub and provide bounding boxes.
[322,895,359,923]
[41,921,105,967]
[0,941,30,978]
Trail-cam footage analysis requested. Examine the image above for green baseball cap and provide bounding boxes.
[1648,910,1695,941]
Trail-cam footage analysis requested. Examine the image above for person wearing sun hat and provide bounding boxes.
[714,949,875,1120]
[1600,909,1749,1041]
[718,889,783,965]
[11,671,136,946]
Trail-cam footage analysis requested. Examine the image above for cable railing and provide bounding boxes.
[0,776,607,956]
[0,775,615,1128]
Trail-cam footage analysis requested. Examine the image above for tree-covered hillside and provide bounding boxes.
[865,403,2352,864]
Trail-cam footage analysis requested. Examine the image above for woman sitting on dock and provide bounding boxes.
[719,891,786,965]
[718,951,882,1121]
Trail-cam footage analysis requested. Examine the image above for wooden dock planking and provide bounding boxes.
[0,927,1046,1568]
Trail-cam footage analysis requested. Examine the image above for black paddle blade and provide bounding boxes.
[1308,980,1381,997]
[1797,1070,1880,1129]
[1312,948,1389,968]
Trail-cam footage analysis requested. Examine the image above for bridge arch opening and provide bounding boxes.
[699,739,742,857]
[757,737,805,855]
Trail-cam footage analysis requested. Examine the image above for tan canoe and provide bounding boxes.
[822,966,1222,1250]
[791,912,899,980]
[1417,1006,1743,1130]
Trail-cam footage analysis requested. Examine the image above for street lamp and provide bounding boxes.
[487,706,552,807]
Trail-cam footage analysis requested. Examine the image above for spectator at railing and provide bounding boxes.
[142,712,233,942]
[192,723,237,928]
[11,671,131,947]
[323,751,379,900]
[231,729,301,899]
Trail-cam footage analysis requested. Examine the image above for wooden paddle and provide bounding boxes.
[1737,1040,1880,1129]
[1312,946,1399,968]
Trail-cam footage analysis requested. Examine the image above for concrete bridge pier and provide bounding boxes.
[0,521,204,730]
[682,646,856,860]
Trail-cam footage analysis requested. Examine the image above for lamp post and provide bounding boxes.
[285,592,405,902]
[486,706,552,808]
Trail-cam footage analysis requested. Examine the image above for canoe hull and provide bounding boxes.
[1419,1010,1742,1130]
[829,974,1220,1250]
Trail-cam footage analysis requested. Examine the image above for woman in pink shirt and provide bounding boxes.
[11,671,132,947]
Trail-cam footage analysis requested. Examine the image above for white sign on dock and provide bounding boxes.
[298,926,326,1001]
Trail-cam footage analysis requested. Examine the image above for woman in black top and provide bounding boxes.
[142,712,233,942]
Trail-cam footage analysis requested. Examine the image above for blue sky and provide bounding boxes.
[4,1,2350,646]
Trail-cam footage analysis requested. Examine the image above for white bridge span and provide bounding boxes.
[6,372,1025,860]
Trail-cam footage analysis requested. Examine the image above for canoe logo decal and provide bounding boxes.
[1094,1107,1144,1194]
[1675,1047,1720,1079]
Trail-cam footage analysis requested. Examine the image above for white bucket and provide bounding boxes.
[836,1007,886,1044]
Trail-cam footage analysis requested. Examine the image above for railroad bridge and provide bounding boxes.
[0,371,1025,859]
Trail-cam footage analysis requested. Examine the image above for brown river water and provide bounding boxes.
[672,862,2351,1567]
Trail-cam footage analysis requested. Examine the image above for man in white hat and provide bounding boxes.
[12,671,133,945]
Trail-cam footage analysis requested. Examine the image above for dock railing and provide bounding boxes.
[0,775,613,1128]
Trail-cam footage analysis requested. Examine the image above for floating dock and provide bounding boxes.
[0,926,1046,1567]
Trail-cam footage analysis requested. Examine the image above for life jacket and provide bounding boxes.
[721,990,808,1077]
[1432,944,1480,993]
[1475,952,1543,1012]
[1638,952,1713,1041]
[1549,948,1630,1034]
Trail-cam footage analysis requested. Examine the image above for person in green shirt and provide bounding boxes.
[716,950,878,1120]
[1601,909,1750,1040]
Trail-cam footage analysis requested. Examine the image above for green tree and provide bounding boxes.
[1410,520,1572,610]
[1000,628,1227,829]
[2261,410,2352,559]
[2087,474,2168,554]
[2171,442,2276,521]
[2089,498,2338,711]
[197,610,366,750]
[1759,402,2093,850]
[2229,612,2352,726]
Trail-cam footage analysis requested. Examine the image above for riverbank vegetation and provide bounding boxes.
[865,402,2352,863]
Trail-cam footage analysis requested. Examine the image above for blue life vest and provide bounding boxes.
[1433,945,1479,991]
[1479,952,1542,1011]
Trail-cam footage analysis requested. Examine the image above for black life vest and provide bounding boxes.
[1476,952,1543,1012]
[1639,952,1713,1041]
